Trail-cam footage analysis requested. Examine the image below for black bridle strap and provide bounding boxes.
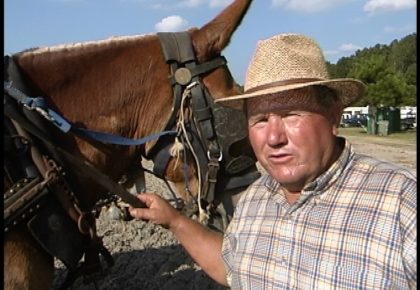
[157,32,225,205]
[152,141,174,179]
[169,56,227,86]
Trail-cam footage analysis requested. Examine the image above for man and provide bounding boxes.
[129,33,416,289]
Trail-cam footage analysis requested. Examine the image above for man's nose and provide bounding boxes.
[267,116,287,146]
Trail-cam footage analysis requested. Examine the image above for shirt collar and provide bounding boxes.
[309,137,353,194]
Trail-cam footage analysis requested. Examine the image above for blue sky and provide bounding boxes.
[5,0,416,84]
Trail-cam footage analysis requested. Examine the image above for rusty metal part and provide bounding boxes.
[4,174,53,232]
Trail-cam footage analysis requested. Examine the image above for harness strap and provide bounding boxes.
[4,117,40,182]
[158,32,224,156]
[4,95,147,210]
[157,32,225,208]
[169,56,227,86]
[188,70,221,204]
[4,80,177,146]
[152,142,174,179]
[148,31,193,158]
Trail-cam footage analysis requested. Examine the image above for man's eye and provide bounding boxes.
[248,116,267,126]
[284,112,304,117]
[283,111,308,120]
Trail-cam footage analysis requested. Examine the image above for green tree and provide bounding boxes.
[327,33,416,106]
[389,33,416,77]
[364,73,413,106]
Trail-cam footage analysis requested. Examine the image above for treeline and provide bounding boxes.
[326,33,416,107]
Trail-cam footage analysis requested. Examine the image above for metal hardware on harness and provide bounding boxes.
[207,150,223,162]
[5,79,177,145]
[174,67,192,85]
[26,158,115,286]
[4,98,114,290]
[3,177,47,233]
[157,33,225,206]
[25,103,55,123]
[200,155,219,204]
[155,32,262,231]
[4,168,58,233]
[4,92,148,209]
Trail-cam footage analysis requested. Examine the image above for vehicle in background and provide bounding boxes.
[400,106,417,130]
[341,114,368,128]
[342,106,417,131]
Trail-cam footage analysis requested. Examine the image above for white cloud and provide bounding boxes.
[136,0,230,10]
[363,0,416,13]
[155,15,189,32]
[339,43,362,51]
[324,43,362,63]
[118,0,147,3]
[177,0,206,8]
[384,24,415,33]
[177,0,232,8]
[48,0,86,2]
[150,4,165,9]
[271,0,350,13]
[324,50,339,56]
[209,0,233,8]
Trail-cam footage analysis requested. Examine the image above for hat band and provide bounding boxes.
[245,78,324,94]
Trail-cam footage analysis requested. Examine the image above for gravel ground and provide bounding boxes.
[53,134,416,289]
[53,160,229,290]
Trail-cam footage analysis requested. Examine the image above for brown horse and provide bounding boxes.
[4,0,257,289]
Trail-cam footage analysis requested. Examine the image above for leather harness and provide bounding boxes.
[152,32,259,210]
[3,32,260,289]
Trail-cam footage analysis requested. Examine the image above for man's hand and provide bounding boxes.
[128,193,182,230]
[129,192,228,286]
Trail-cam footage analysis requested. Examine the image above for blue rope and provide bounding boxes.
[71,127,177,146]
[4,81,177,146]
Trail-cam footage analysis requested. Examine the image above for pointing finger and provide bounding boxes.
[129,207,152,220]
[135,193,159,207]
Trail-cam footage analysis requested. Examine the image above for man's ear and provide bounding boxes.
[331,101,344,135]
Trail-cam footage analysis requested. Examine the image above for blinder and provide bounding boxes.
[3,101,89,270]
[4,56,115,287]
[151,32,260,211]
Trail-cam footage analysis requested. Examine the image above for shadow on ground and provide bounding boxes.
[53,244,228,290]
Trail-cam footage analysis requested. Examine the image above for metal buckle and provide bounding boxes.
[174,67,192,85]
[207,150,223,162]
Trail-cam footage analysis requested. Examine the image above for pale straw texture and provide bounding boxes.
[216,33,366,109]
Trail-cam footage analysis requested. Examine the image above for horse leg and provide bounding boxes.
[4,224,54,290]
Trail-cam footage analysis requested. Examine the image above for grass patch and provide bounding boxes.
[339,127,417,144]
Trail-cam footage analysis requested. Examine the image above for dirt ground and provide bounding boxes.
[342,133,416,174]
[53,133,416,290]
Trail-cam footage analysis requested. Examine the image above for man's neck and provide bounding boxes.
[284,190,301,204]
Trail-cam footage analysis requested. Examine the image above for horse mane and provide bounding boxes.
[14,33,172,149]
[18,34,153,56]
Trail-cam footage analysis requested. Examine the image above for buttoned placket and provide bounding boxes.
[274,186,317,288]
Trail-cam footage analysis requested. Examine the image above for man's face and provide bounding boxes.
[246,91,341,192]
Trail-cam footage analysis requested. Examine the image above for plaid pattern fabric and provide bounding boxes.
[222,139,416,289]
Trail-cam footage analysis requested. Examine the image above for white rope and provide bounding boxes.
[172,82,209,224]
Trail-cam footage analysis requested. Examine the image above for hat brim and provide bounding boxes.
[215,78,366,110]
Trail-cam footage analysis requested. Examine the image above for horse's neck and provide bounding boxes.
[15,36,173,173]
[18,36,172,140]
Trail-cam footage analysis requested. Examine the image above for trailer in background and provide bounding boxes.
[342,106,417,134]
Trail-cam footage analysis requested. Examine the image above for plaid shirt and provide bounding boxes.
[222,138,416,289]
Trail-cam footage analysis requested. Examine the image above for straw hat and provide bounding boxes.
[216,33,366,109]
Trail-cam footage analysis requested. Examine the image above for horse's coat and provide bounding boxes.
[4,0,254,289]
